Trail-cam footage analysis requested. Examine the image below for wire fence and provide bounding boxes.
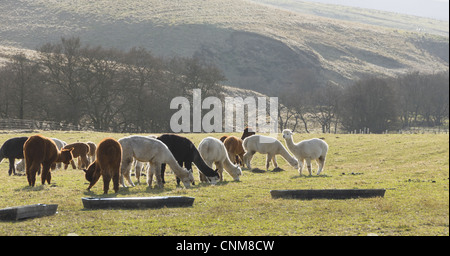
[0,118,448,134]
[0,118,89,132]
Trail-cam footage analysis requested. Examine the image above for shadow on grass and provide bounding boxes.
[290,174,332,179]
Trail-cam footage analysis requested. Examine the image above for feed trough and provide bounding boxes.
[270,189,386,200]
[0,204,58,221]
[82,196,195,209]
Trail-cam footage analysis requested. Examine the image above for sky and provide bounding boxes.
[304,0,449,21]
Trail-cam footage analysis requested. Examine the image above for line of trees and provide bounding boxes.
[0,37,225,132]
[0,37,448,134]
[278,71,449,133]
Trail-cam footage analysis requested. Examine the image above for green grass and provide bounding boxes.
[0,131,448,236]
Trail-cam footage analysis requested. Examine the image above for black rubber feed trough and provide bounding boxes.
[82,196,195,209]
[0,204,58,221]
[270,189,386,200]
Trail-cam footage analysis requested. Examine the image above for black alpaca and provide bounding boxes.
[0,136,28,175]
[157,134,220,185]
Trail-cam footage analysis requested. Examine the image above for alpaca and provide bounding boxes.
[118,135,194,188]
[157,134,220,185]
[198,137,242,182]
[63,142,90,170]
[86,141,96,163]
[241,127,256,140]
[223,136,245,166]
[0,136,28,176]
[16,137,67,173]
[83,138,121,194]
[23,135,73,186]
[243,135,298,170]
[282,129,329,175]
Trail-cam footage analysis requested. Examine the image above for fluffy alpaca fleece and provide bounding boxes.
[282,129,328,175]
[83,138,121,194]
[23,135,73,186]
[198,137,242,182]
[223,136,245,166]
[157,134,220,185]
[243,135,298,170]
[16,137,67,173]
[118,135,194,188]
[0,136,28,176]
[63,142,90,170]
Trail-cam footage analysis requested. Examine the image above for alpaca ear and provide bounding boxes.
[82,169,87,173]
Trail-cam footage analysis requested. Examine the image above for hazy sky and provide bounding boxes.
[305,0,449,21]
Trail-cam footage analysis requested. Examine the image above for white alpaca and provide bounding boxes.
[282,129,328,175]
[118,135,194,188]
[198,137,242,182]
[243,135,299,170]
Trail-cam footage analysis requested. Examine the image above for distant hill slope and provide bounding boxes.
[0,0,448,94]
[250,0,449,36]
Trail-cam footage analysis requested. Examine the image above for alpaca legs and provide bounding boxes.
[317,156,326,175]
[215,161,224,181]
[272,155,278,168]
[41,163,52,185]
[298,158,304,176]
[243,151,254,169]
[305,158,312,176]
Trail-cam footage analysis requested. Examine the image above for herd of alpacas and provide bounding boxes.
[0,128,328,194]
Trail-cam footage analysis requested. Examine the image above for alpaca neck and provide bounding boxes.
[223,154,237,172]
[192,149,216,176]
[284,136,296,153]
[167,157,188,178]
[279,143,296,162]
[55,151,63,163]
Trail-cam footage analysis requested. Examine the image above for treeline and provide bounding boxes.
[0,37,448,134]
[278,71,449,133]
[0,37,225,132]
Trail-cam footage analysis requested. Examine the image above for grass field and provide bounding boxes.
[0,131,448,236]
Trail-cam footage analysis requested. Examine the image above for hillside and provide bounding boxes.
[0,0,448,94]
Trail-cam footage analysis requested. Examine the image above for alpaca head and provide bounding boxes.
[205,169,220,185]
[230,165,242,181]
[282,129,294,139]
[60,147,74,165]
[290,158,299,169]
[180,168,195,188]
[83,161,96,183]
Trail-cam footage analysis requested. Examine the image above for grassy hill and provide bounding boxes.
[0,0,448,94]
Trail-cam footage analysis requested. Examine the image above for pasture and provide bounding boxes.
[0,131,448,236]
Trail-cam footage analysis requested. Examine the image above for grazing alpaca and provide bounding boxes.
[157,134,220,185]
[118,135,194,188]
[241,127,256,140]
[198,137,242,182]
[16,137,67,173]
[83,138,121,194]
[243,135,298,170]
[63,142,90,170]
[223,136,245,166]
[23,135,73,186]
[282,129,329,175]
[0,136,28,176]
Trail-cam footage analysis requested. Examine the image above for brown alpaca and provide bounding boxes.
[83,138,121,194]
[23,135,73,187]
[219,135,229,142]
[223,136,245,167]
[241,127,255,140]
[63,142,90,170]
